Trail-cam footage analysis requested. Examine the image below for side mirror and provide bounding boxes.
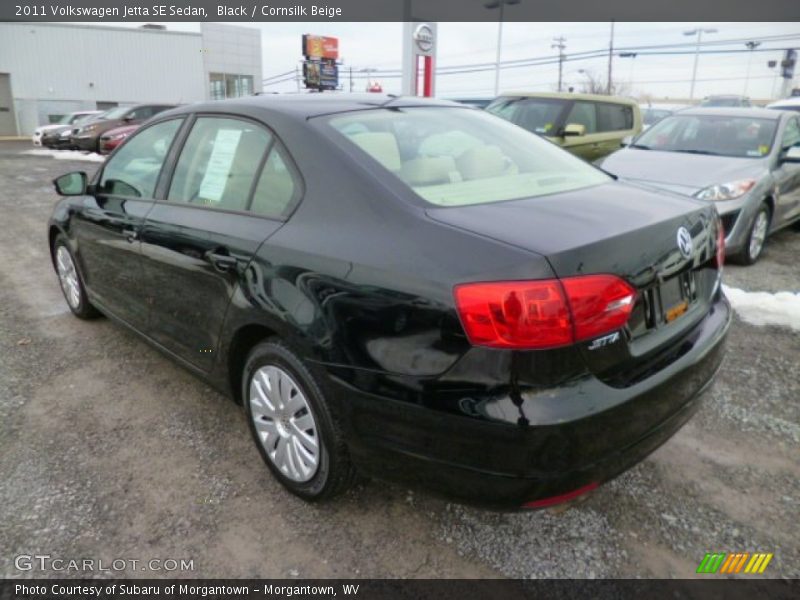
[620,135,633,147]
[122,115,134,122]
[781,146,800,163]
[562,123,586,137]
[53,171,87,196]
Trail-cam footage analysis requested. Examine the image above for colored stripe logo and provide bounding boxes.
[697,552,773,574]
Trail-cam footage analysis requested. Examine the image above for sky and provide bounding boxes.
[83,22,800,100]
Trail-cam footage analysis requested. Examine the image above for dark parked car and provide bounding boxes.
[600,108,800,264]
[48,95,730,508]
[70,104,175,152]
[98,124,140,154]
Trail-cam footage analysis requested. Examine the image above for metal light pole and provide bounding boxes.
[684,27,717,101]
[743,41,761,96]
[485,0,520,96]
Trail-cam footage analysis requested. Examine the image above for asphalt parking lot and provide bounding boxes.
[1,140,798,579]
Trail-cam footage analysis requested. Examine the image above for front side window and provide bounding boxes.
[98,119,183,198]
[486,97,568,136]
[565,101,597,133]
[780,118,800,150]
[635,115,778,158]
[324,107,610,207]
[168,117,272,212]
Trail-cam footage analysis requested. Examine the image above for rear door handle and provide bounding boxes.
[205,249,238,272]
[122,228,138,242]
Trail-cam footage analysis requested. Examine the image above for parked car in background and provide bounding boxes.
[48,95,729,508]
[98,124,140,154]
[486,92,642,160]
[700,95,752,108]
[600,107,800,264]
[767,97,800,113]
[32,111,103,146]
[41,112,106,149]
[70,104,176,152]
[450,97,493,109]
[640,103,689,129]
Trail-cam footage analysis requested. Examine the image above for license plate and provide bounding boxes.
[660,275,689,323]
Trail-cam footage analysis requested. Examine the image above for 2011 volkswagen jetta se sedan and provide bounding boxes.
[48,95,730,509]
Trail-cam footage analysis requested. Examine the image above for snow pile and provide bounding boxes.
[22,149,105,163]
[723,285,800,332]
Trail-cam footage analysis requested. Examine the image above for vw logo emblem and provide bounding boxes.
[677,227,693,259]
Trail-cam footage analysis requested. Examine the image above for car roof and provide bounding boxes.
[676,107,783,119]
[497,91,638,106]
[767,97,800,108]
[703,95,749,100]
[168,94,460,119]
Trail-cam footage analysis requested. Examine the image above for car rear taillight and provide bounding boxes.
[454,274,636,350]
[714,219,725,270]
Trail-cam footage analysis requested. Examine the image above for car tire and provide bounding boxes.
[242,339,357,501]
[735,203,770,265]
[52,234,100,319]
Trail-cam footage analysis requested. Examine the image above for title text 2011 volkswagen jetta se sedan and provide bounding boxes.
[48,95,730,509]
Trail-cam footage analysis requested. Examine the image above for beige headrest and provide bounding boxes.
[400,156,459,186]
[456,145,508,181]
[350,132,401,171]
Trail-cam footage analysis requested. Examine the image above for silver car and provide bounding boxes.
[600,107,800,264]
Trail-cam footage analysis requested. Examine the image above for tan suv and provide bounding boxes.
[486,92,642,161]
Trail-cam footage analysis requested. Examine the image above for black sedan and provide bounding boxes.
[48,95,730,508]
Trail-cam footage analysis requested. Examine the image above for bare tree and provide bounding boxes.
[578,69,631,96]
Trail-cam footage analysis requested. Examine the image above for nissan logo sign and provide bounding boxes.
[413,24,434,53]
[677,227,693,259]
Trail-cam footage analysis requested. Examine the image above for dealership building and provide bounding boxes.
[0,22,263,135]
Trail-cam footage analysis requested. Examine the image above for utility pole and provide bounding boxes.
[552,36,567,92]
[607,20,615,95]
[485,0,521,97]
[743,41,761,96]
[349,67,354,92]
[684,27,718,101]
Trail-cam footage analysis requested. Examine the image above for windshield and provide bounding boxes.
[633,114,778,158]
[485,97,568,135]
[75,113,100,124]
[642,108,673,126]
[324,106,609,207]
[103,106,130,119]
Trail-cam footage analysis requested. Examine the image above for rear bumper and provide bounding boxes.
[329,294,731,508]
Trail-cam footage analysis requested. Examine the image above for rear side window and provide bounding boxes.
[596,103,633,132]
[168,117,272,212]
[250,144,299,219]
[98,118,182,198]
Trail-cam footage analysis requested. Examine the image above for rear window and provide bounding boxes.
[324,107,609,207]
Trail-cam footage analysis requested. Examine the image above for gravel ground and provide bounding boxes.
[0,140,797,579]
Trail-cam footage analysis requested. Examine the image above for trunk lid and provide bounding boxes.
[427,180,722,386]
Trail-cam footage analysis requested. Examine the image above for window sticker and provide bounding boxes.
[198,129,242,202]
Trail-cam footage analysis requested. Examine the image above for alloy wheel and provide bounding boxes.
[56,245,81,309]
[749,210,769,261]
[249,365,320,482]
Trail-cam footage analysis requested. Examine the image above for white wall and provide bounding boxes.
[201,23,263,96]
[0,23,206,133]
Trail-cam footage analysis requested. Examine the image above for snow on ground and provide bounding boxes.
[22,149,105,163]
[723,284,800,331]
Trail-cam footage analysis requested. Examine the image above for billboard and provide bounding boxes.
[303,35,339,60]
[303,59,339,91]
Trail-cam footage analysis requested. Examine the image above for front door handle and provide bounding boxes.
[123,228,138,243]
[205,248,238,272]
